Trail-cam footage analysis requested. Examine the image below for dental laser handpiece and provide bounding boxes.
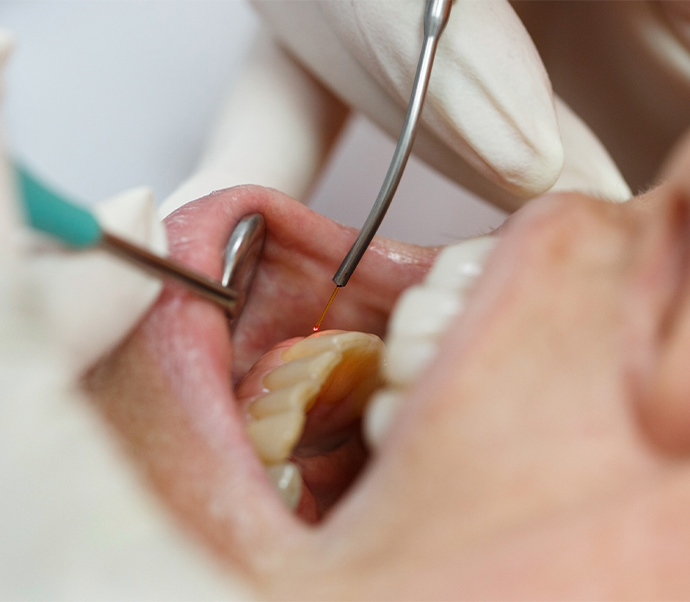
[16,165,265,319]
[313,0,452,331]
[333,0,452,288]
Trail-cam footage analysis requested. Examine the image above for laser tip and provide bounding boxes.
[312,285,340,333]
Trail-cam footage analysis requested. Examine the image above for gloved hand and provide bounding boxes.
[0,31,250,599]
[9,186,166,380]
[513,1,690,195]
[160,0,631,218]
[0,41,165,387]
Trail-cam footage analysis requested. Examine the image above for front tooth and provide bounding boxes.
[363,389,403,450]
[246,410,305,464]
[426,236,497,292]
[384,336,438,387]
[263,350,340,390]
[382,236,498,388]
[387,286,462,340]
[249,381,320,419]
[266,462,302,510]
[365,235,499,443]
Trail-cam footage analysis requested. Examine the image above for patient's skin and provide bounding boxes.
[88,136,690,599]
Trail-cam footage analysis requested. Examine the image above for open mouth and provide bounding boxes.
[86,185,444,581]
[83,181,690,598]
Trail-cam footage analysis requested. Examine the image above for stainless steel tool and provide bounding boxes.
[102,213,265,320]
[332,0,453,288]
[17,162,265,319]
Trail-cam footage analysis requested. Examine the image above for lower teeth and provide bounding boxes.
[236,330,385,515]
[266,462,302,510]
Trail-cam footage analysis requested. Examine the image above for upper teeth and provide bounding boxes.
[426,236,498,291]
[364,235,498,449]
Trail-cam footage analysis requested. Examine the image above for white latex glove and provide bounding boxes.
[21,187,166,378]
[161,30,349,217]
[0,32,249,599]
[161,0,631,218]
[513,1,690,195]
[0,33,166,384]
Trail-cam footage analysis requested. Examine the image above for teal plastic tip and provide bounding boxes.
[15,164,102,248]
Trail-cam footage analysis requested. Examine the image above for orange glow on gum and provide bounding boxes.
[313,285,340,332]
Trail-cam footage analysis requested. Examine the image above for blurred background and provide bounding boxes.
[0,0,505,247]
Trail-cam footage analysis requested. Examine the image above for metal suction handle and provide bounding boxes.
[222,213,266,320]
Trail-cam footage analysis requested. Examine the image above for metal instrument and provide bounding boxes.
[332,0,453,288]
[221,213,265,319]
[16,164,265,320]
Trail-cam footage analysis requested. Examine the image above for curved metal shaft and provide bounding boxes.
[333,0,452,287]
[101,232,240,314]
[101,213,265,319]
